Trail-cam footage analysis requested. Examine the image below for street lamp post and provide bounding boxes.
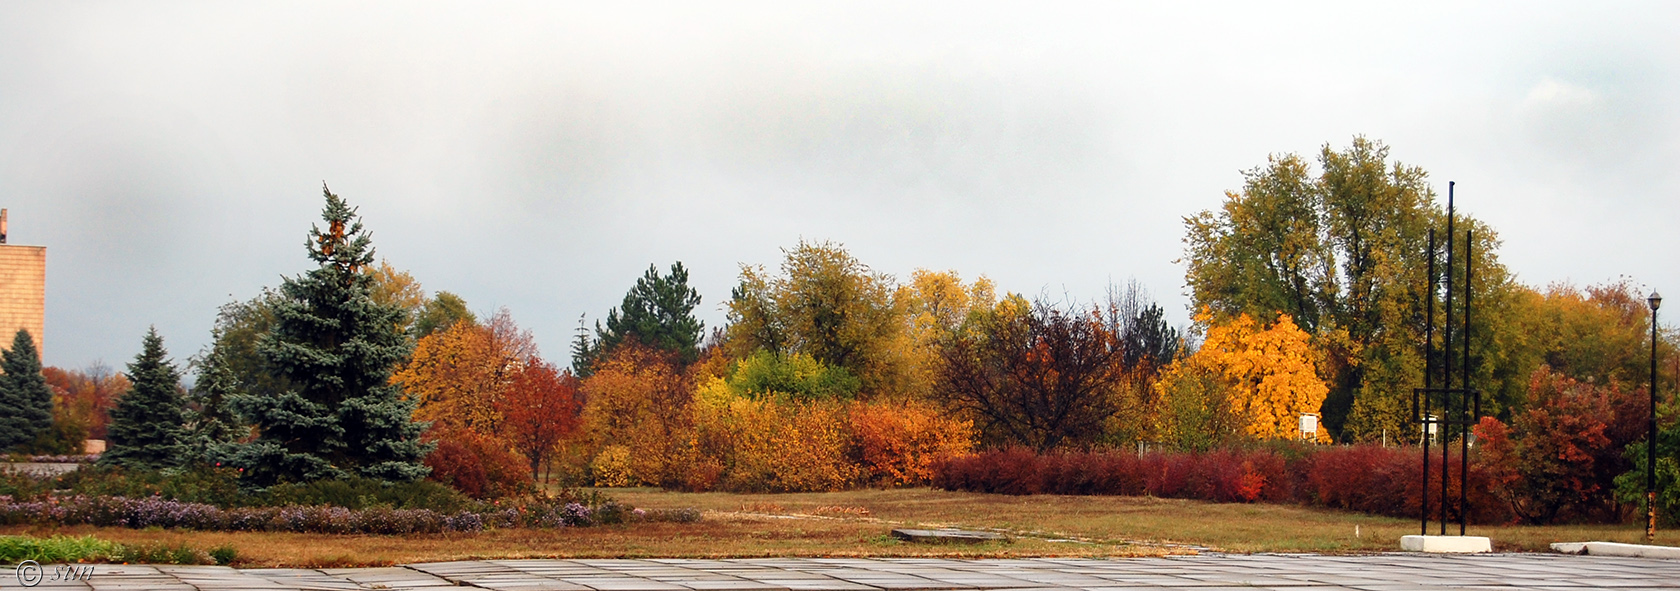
[1649,290,1662,543]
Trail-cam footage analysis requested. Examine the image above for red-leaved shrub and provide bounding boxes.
[934,444,1515,523]
[423,429,534,499]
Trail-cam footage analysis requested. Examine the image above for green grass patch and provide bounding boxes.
[0,535,120,565]
[0,535,233,565]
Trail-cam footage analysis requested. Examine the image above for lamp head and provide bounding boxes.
[1651,291,1662,312]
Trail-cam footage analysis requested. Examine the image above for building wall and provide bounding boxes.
[0,244,45,356]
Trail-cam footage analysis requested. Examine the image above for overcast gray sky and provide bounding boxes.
[2,2,1675,370]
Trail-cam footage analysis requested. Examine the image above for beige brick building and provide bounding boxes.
[0,210,45,356]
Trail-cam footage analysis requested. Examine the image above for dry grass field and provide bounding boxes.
[3,488,1675,567]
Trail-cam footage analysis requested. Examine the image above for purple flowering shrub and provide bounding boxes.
[0,493,690,534]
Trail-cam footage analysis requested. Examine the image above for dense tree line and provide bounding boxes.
[11,137,1671,518]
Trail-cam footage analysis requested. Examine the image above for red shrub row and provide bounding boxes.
[932,444,1515,524]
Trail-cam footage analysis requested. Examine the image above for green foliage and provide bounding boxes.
[262,476,472,511]
[204,289,293,403]
[0,329,52,452]
[726,350,861,401]
[0,535,120,565]
[223,185,431,485]
[1182,137,1520,440]
[31,395,90,456]
[414,291,475,337]
[0,470,54,501]
[53,465,245,507]
[1154,361,1241,452]
[576,262,704,375]
[102,329,190,470]
[1617,393,1680,527]
[112,542,212,565]
[726,241,910,396]
[208,544,238,565]
[186,343,242,464]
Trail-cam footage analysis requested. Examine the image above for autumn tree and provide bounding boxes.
[726,241,912,396]
[498,357,582,480]
[367,259,427,336]
[575,262,705,375]
[1477,367,1645,524]
[936,296,1131,451]
[42,364,128,441]
[1173,312,1328,439]
[581,343,695,487]
[392,308,537,435]
[0,330,52,452]
[101,329,190,469]
[897,270,996,397]
[1183,137,1518,439]
[223,185,429,484]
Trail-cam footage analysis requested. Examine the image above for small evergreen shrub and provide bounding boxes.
[262,476,471,511]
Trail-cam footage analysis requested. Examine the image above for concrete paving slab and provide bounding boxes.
[20,554,1680,590]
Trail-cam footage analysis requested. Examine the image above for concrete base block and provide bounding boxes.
[1401,535,1492,553]
[1550,541,1680,559]
[890,528,1008,544]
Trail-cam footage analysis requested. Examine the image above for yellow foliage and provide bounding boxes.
[1160,310,1330,442]
[590,445,635,487]
[579,345,696,487]
[686,376,975,491]
[694,384,857,492]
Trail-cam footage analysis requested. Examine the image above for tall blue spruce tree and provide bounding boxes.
[0,329,52,452]
[101,328,188,469]
[225,185,430,484]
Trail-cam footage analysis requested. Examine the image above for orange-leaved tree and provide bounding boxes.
[499,357,583,482]
[391,308,537,434]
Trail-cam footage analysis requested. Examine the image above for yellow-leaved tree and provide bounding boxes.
[1156,310,1329,445]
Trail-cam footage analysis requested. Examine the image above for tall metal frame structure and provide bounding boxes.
[1413,182,1481,536]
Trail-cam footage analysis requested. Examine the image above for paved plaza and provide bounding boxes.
[11,554,1680,591]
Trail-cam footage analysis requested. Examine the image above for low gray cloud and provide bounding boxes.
[1,1,1675,369]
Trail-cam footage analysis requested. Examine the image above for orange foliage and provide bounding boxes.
[392,309,537,434]
[580,343,695,488]
[42,366,129,440]
[847,399,975,487]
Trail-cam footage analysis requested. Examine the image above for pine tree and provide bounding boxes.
[0,329,52,452]
[225,185,430,484]
[101,328,189,469]
[186,339,242,461]
[576,262,704,372]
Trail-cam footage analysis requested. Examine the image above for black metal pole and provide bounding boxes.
[1442,184,1455,536]
[1423,229,1436,536]
[1461,229,1472,536]
[1651,295,1660,543]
